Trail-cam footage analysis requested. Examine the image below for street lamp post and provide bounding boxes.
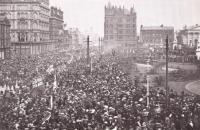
[99,37,101,54]
[99,37,103,56]
[146,58,150,108]
[166,35,169,109]
[84,35,92,74]
[101,38,103,54]
[90,52,95,73]
[86,36,91,65]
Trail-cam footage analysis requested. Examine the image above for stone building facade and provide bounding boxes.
[62,30,72,47]
[104,3,137,49]
[179,24,200,48]
[49,6,64,44]
[196,42,200,60]
[0,0,54,57]
[140,25,174,49]
[0,13,11,59]
[68,28,81,46]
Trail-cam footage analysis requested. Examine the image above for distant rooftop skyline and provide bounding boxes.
[50,0,200,36]
[140,26,174,31]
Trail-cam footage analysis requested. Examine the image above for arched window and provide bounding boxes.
[32,21,38,29]
[17,32,25,42]
[32,12,37,19]
[5,12,11,19]
[18,19,28,30]
[34,33,37,42]
[189,40,192,47]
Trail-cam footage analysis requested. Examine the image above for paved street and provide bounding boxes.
[185,80,200,95]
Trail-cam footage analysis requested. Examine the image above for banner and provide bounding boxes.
[53,74,57,91]
[47,65,54,74]
[50,95,53,110]
[42,111,51,125]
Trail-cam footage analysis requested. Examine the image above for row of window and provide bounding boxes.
[13,44,53,56]
[16,32,49,42]
[105,29,135,34]
[0,11,38,19]
[0,42,4,48]
[105,17,135,23]
[50,20,63,26]
[15,20,49,30]
[0,41,10,48]
[17,12,28,18]
[0,26,10,34]
[16,5,29,11]
[39,22,49,30]
[1,12,50,23]
[105,24,136,28]
[141,33,162,37]
[142,35,174,41]
[0,50,10,60]
[50,24,63,29]
[143,39,162,43]
[17,32,29,42]
[0,4,41,11]
[39,13,49,21]
[104,35,135,40]
[188,33,200,36]
[189,39,199,44]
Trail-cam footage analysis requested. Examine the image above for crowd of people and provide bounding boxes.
[0,48,200,130]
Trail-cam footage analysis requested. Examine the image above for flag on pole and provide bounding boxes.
[15,81,20,89]
[90,58,93,73]
[0,84,6,94]
[50,95,53,110]
[10,85,15,94]
[47,65,54,74]
[53,74,57,91]
[42,111,51,125]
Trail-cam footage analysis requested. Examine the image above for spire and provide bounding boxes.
[108,1,111,8]
[131,4,135,13]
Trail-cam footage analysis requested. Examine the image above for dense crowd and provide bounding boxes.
[0,48,200,130]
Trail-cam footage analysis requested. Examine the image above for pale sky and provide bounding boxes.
[50,0,200,36]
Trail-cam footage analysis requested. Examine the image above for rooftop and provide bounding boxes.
[141,25,174,31]
[183,24,200,30]
[105,2,135,15]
